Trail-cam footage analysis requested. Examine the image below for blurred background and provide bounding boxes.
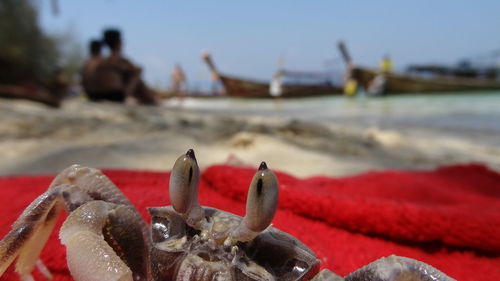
[1,0,499,176]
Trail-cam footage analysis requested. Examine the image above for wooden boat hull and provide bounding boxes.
[219,75,269,98]
[354,67,500,94]
[203,52,342,98]
[219,74,342,98]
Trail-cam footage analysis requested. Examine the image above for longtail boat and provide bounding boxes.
[338,41,500,95]
[202,52,342,98]
[352,67,500,94]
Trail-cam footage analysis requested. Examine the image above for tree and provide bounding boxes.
[0,0,81,85]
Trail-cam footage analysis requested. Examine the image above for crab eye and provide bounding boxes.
[169,149,200,214]
[244,162,279,232]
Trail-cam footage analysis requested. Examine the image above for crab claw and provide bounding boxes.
[169,149,206,229]
[228,162,279,243]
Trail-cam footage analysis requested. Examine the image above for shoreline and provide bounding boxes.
[0,97,499,177]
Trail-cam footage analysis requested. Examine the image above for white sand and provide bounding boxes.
[0,98,499,177]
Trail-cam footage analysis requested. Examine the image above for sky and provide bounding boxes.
[37,0,500,89]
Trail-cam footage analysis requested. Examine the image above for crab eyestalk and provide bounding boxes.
[169,149,206,229]
[228,162,279,244]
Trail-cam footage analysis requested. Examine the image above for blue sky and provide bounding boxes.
[38,1,500,89]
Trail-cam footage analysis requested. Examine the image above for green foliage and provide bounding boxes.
[54,30,85,81]
[0,0,83,84]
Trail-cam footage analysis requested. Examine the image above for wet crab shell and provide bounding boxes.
[148,206,320,281]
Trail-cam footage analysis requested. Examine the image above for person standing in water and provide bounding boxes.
[270,56,284,109]
[170,63,187,106]
[171,64,187,94]
[368,54,392,95]
[380,55,393,73]
[270,71,283,97]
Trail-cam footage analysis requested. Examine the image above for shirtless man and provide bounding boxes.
[93,29,158,104]
[82,40,102,99]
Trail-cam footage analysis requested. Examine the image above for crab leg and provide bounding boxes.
[311,255,457,281]
[35,259,53,280]
[0,184,79,280]
[0,165,151,281]
[310,269,344,281]
[344,255,456,281]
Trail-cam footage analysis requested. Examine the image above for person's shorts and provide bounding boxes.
[87,90,125,102]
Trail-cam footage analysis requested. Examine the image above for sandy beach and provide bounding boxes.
[1,96,499,177]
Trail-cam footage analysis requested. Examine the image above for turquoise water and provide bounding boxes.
[166,91,500,133]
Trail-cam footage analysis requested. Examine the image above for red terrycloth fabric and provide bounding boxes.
[0,164,499,281]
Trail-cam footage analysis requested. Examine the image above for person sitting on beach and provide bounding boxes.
[81,40,102,99]
[92,29,159,105]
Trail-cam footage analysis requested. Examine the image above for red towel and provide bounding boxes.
[0,164,499,280]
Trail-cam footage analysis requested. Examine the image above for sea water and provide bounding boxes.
[165,91,500,134]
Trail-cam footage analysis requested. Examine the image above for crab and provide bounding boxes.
[0,149,456,281]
